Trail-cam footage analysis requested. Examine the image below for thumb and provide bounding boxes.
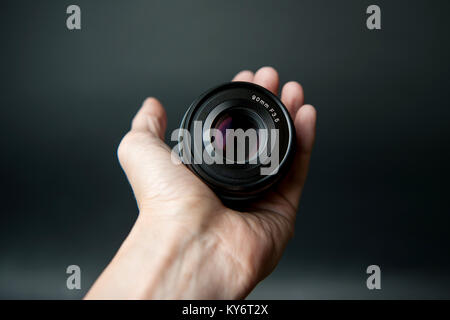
[131,97,167,139]
[117,97,169,210]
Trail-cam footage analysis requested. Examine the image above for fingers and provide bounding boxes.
[231,67,279,95]
[253,66,279,95]
[131,97,167,140]
[278,104,317,208]
[232,70,254,82]
[281,81,304,120]
[231,67,313,210]
[295,105,316,156]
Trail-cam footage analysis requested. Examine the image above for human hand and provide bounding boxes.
[85,67,316,299]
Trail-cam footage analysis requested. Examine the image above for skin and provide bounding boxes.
[85,67,317,299]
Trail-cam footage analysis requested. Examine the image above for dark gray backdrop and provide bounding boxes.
[1,0,450,299]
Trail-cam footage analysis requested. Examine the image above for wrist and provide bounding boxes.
[129,208,251,299]
[86,204,254,299]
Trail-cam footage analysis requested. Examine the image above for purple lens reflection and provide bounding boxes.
[212,111,260,161]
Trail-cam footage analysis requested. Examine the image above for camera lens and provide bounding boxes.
[178,82,295,201]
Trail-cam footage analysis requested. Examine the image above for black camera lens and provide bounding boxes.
[178,82,296,201]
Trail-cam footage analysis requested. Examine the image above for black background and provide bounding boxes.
[1,0,450,299]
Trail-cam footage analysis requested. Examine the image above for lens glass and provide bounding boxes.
[212,109,261,162]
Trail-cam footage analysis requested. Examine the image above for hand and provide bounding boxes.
[85,67,317,299]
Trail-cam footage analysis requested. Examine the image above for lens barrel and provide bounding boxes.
[179,82,295,201]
